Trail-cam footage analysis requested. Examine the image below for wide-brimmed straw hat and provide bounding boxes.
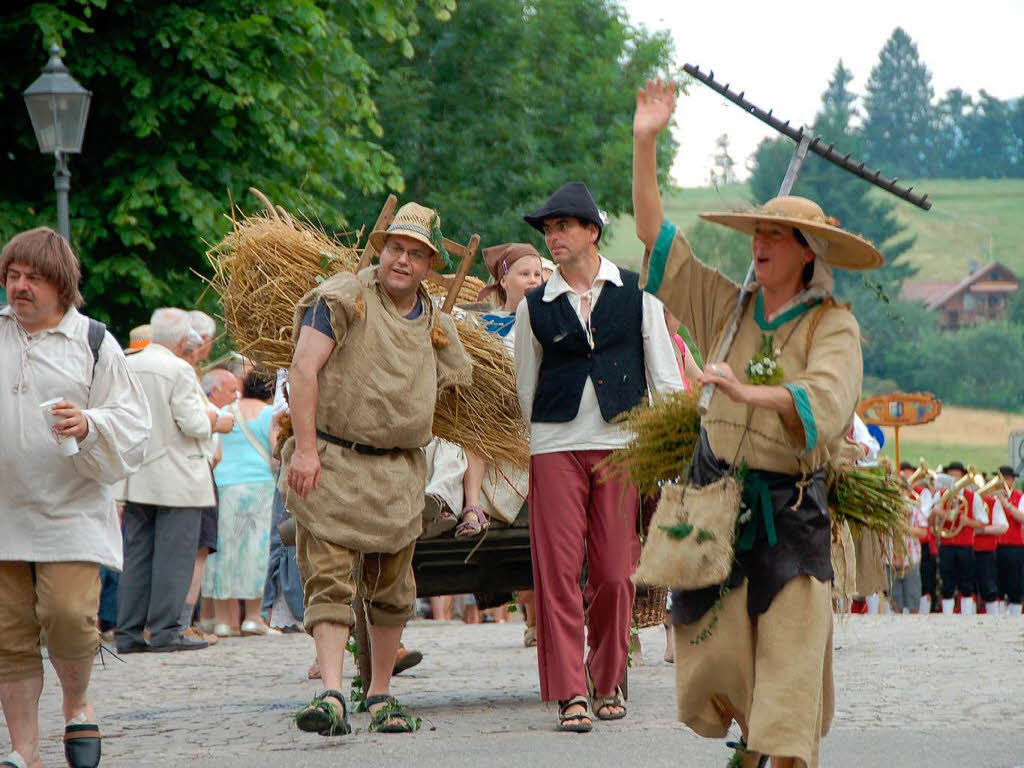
[367,202,448,270]
[699,196,884,271]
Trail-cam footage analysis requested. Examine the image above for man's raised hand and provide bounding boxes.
[634,78,676,138]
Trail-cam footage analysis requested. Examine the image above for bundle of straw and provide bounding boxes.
[206,209,359,369]
[427,273,486,306]
[434,320,530,468]
[827,464,909,542]
[598,390,702,498]
[205,197,529,469]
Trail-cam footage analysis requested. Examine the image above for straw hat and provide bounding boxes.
[125,324,152,354]
[699,196,884,271]
[367,202,448,270]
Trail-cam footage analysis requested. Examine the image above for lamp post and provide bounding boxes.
[23,43,92,243]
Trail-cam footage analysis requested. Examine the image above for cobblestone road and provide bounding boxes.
[9,615,1024,767]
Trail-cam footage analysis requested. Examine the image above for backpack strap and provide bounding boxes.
[86,318,106,382]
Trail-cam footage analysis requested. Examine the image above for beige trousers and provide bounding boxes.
[673,575,834,768]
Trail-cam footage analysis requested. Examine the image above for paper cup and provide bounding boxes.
[40,397,80,456]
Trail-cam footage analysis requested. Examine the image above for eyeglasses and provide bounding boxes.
[384,240,432,263]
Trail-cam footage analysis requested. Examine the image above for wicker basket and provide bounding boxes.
[631,585,668,629]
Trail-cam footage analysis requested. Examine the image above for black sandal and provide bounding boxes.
[366,694,418,733]
[556,696,593,733]
[726,739,768,768]
[295,689,351,737]
[64,721,101,768]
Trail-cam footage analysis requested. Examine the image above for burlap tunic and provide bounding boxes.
[642,221,863,768]
[279,267,472,554]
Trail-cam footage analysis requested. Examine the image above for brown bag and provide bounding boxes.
[277,515,297,547]
[632,477,741,591]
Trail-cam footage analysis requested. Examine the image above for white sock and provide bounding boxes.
[961,596,976,615]
[865,594,880,614]
[66,712,91,727]
[985,601,999,615]
[902,607,910,615]
[942,598,955,615]
[920,595,931,614]
[3,751,28,768]
[1010,603,1023,616]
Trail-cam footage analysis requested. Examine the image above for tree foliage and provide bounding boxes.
[348,0,678,255]
[0,0,452,337]
[861,27,935,178]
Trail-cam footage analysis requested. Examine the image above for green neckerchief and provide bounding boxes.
[754,291,821,332]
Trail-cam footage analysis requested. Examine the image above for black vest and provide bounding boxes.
[526,269,647,423]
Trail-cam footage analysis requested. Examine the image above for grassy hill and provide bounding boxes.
[601,178,1024,280]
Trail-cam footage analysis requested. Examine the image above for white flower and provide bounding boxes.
[753,363,764,375]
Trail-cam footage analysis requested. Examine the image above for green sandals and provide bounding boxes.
[295,689,351,737]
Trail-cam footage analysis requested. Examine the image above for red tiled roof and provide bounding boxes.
[899,281,955,304]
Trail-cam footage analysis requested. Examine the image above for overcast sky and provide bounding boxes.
[623,0,1024,187]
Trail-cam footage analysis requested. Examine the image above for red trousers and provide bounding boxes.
[529,450,640,701]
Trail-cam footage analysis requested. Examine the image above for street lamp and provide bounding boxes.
[23,43,92,242]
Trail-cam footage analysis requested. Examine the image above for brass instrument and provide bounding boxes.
[906,458,931,494]
[931,468,977,540]
[975,475,1002,498]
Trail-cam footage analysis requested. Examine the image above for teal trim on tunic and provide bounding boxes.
[754,292,820,331]
[644,220,677,296]
[783,383,818,452]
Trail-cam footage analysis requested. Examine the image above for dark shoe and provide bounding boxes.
[392,647,423,675]
[64,721,101,768]
[148,633,209,652]
[115,638,149,654]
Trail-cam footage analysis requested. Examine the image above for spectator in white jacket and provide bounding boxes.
[117,308,233,655]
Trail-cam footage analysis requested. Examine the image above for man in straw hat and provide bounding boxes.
[282,201,472,737]
[514,182,683,732]
[633,78,886,768]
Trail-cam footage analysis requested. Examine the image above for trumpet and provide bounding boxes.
[931,468,977,540]
[906,458,931,489]
[975,475,1002,498]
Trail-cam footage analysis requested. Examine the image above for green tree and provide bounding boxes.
[747,60,918,378]
[1,0,452,338]
[933,88,974,176]
[347,0,678,256]
[861,27,936,178]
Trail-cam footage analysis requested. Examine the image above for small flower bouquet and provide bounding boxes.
[745,334,784,385]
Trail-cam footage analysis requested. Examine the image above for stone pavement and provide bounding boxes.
[9,615,1024,767]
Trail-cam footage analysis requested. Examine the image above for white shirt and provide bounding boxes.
[514,256,683,455]
[849,413,880,466]
[0,306,151,569]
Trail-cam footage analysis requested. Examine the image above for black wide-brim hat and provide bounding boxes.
[945,461,966,474]
[523,182,603,242]
[999,465,1018,477]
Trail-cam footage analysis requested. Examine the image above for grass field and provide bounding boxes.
[601,178,1024,280]
[874,405,1024,471]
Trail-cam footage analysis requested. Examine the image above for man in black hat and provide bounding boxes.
[514,181,683,731]
[935,461,988,614]
[995,465,1024,616]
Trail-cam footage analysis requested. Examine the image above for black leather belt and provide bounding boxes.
[316,429,403,456]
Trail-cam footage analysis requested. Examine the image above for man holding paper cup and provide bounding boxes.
[0,227,151,768]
